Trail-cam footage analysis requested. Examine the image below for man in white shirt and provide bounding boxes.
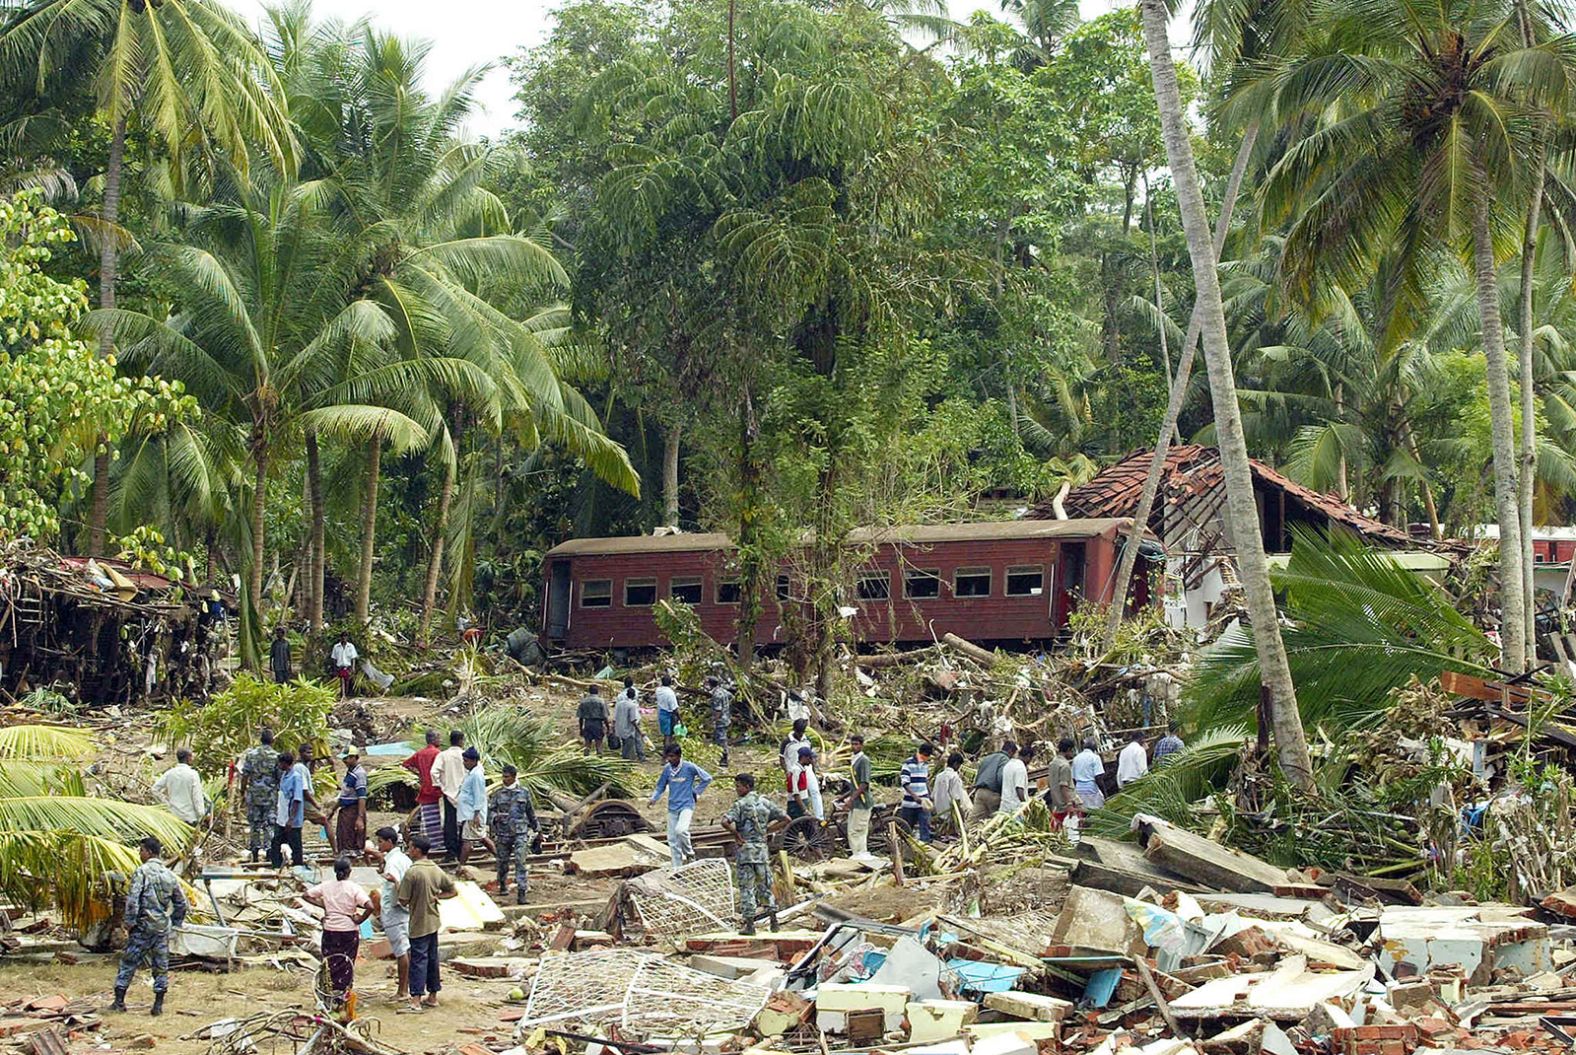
[931,752,972,834]
[655,674,681,746]
[370,827,413,1001]
[1072,737,1106,809]
[998,741,1031,817]
[330,633,359,699]
[780,718,810,795]
[1116,731,1149,788]
[436,730,467,861]
[152,748,208,824]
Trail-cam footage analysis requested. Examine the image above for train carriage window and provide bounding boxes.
[717,579,742,604]
[1006,565,1045,597]
[856,571,891,601]
[904,568,942,598]
[776,574,791,601]
[954,567,992,597]
[580,580,612,608]
[670,576,703,604]
[624,578,657,607]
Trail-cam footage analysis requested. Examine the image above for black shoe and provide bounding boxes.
[151,993,164,1017]
[109,988,127,1013]
[740,922,756,936]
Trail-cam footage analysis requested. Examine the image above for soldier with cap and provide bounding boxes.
[110,836,189,1016]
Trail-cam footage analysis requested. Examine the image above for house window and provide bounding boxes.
[580,580,612,608]
[717,580,742,604]
[776,574,791,601]
[1006,566,1045,597]
[955,567,992,598]
[670,576,702,604]
[856,571,891,601]
[904,568,942,599]
[624,578,657,607]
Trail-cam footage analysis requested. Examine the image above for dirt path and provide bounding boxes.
[0,959,523,1055]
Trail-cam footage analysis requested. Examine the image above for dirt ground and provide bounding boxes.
[0,683,832,1055]
[0,958,524,1055]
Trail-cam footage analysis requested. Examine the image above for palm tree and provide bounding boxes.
[1139,0,1316,791]
[0,725,192,930]
[264,13,637,630]
[0,0,296,554]
[1102,0,1315,651]
[86,175,436,631]
[1259,0,1576,671]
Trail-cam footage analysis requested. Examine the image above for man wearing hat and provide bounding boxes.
[329,748,368,859]
[455,747,492,865]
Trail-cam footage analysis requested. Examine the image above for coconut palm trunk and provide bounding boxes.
[355,441,380,625]
[1102,119,1259,650]
[88,117,128,556]
[1517,148,1543,657]
[248,428,270,620]
[1139,0,1314,791]
[419,446,457,644]
[1516,0,1545,659]
[305,427,326,630]
[1469,158,1528,672]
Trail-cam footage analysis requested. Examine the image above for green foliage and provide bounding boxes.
[369,705,636,801]
[1085,723,1250,835]
[0,191,192,542]
[158,673,335,780]
[0,726,194,929]
[1188,526,1497,732]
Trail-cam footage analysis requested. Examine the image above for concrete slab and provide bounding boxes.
[1049,886,1145,957]
[1171,955,1373,1021]
[1135,815,1291,894]
[815,983,911,1033]
[983,991,1074,1023]
[907,1000,977,1043]
[1376,906,1549,984]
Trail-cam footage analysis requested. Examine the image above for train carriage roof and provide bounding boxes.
[543,517,1148,558]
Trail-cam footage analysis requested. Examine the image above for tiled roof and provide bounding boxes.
[1034,445,1411,547]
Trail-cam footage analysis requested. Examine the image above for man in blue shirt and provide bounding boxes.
[899,743,935,844]
[649,744,712,867]
[456,747,491,865]
[270,751,305,867]
[1152,722,1185,766]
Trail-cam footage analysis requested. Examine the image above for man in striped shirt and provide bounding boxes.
[899,743,935,844]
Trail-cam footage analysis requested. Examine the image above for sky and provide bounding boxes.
[230,0,1124,139]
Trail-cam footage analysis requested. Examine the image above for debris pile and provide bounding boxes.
[288,800,1566,1055]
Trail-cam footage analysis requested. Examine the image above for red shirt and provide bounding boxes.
[404,745,442,805]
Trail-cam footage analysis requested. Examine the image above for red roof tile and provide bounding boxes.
[1033,445,1410,547]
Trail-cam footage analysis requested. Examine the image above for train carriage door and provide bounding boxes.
[1053,541,1086,631]
[546,560,572,639]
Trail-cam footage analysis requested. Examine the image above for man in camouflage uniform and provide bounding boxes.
[707,676,734,768]
[111,836,189,1016]
[720,773,788,935]
[488,764,539,905]
[238,728,279,863]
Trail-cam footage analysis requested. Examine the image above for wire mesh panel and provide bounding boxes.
[519,948,659,1030]
[625,858,736,943]
[621,955,773,1037]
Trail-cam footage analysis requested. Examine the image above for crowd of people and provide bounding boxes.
[119,675,1187,1019]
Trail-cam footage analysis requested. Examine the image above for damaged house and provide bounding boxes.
[1032,445,1421,628]
[0,547,223,707]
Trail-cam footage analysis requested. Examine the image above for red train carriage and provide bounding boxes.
[540,518,1162,652]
